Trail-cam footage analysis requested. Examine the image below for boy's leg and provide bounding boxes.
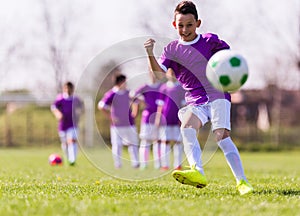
[173,142,183,169]
[217,135,253,195]
[179,109,205,174]
[111,142,122,168]
[110,127,122,168]
[139,124,152,169]
[58,131,68,160]
[211,99,248,181]
[128,144,139,168]
[181,127,204,174]
[66,127,78,165]
[172,127,207,188]
[211,99,253,194]
[61,143,68,158]
[172,126,183,169]
[121,126,140,168]
[151,124,160,169]
[67,139,76,164]
[217,135,246,182]
[160,141,171,169]
[152,141,161,169]
[139,139,151,169]
[172,109,208,188]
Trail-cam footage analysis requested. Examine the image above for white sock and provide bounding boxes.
[67,143,77,163]
[181,128,204,174]
[218,137,247,182]
[74,143,78,160]
[173,143,183,169]
[139,140,151,168]
[112,142,122,168]
[128,144,139,167]
[160,142,171,168]
[61,143,68,159]
[152,141,161,169]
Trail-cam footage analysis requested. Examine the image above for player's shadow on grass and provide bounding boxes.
[257,189,300,196]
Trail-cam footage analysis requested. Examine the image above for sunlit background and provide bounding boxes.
[0,0,299,153]
[0,0,299,96]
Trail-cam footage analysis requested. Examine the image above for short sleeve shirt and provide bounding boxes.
[53,95,83,131]
[133,83,162,124]
[159,33,231,105]
[98,88,134,127]
[158,82,186,126]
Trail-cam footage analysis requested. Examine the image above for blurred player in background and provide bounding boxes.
[98,74,139,169]
[155,68,186,171]
[132,73,162,170]
[51,81,83,166]
[143,1,253,195]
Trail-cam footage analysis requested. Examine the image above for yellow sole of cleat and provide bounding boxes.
[238,187,254,195]
[172,173,206,188]
[237,180,254,195]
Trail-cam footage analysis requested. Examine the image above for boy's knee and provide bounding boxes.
[67,138,76,144]
[180,123,195,129]
[180,111,202,130]
[213,129,230,142]
[180,118,201,130]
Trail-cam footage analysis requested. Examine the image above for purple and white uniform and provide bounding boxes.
[98,87,139,168]
[133,82,163,169]
[157,81,186,126]
[52,94,83,164]
[52,94,83,132]
[157,81,186,169]
[159,33,230,105]
[157,81,186,142]
[98,87,135,127]
[159,33,232,131]
[133,83,162,140]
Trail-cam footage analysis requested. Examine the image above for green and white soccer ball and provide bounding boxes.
[206,50,249,92]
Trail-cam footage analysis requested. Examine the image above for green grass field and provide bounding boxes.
[0,148,299,216]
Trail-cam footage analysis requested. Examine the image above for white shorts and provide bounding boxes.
[59,127,78,144]
[110,126,139,146]
[158,125,182,142]
[178,99,231,131]
[139,123,158,141]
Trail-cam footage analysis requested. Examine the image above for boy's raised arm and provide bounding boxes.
[144,38,165,81]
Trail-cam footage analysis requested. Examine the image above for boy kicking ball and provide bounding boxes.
[143,1,253,195]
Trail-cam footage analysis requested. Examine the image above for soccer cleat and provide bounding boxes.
[139,164,147,170]
[236,180,254,195]
[172,164,207,188]
[69,162,76,166]
[174,166,182,170]
[132,164,140,169]
[160,166,169,171]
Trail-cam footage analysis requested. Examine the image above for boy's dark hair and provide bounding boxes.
[64,81,74,90]
[115,74,126,85]
[174,1,198,21]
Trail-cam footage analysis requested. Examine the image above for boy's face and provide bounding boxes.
[63,85,74,96]
[173,13,201,42]
[118,81,127,90]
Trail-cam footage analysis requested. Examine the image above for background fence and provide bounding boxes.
[0,89,300,151]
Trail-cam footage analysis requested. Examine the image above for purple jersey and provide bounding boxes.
[52,95,83,131]
[99,88,134,127]
[158,81,186,126]
[133,83,162,124]
[159,33,231,105]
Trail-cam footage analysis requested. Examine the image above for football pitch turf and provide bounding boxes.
[0,148,299,216]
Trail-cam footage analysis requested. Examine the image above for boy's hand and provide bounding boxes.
[144,38,155,54]
[54,111,63,121]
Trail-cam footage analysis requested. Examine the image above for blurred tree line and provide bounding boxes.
[0,0,299,150]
